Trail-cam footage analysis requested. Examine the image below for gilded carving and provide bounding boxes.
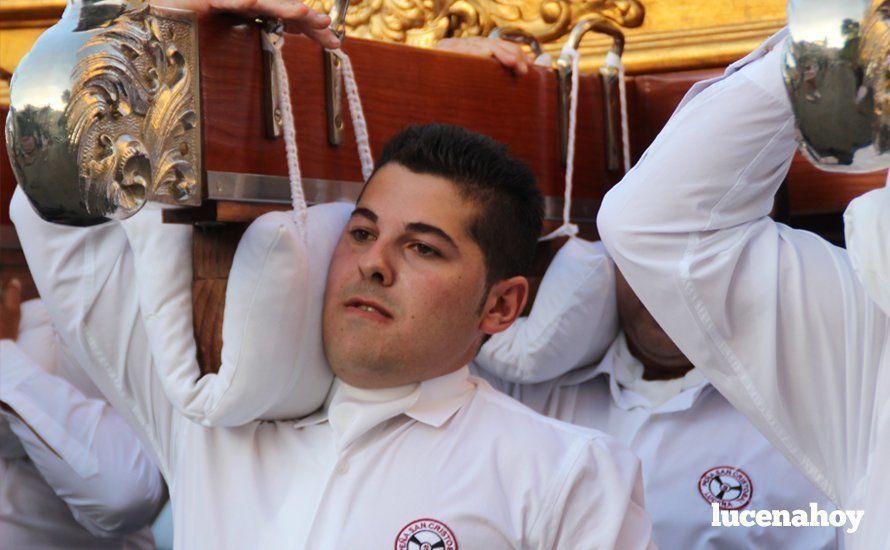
[303,0,644,48]
[64,5,201,213]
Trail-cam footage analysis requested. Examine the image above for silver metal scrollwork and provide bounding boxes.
[6,0,202,226]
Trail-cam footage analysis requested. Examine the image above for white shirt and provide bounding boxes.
[0,299,163,548]
[477,334,841,548]
[598,29,888,549]
[9,188,654,549]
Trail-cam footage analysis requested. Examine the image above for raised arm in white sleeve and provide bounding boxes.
[475,238,619,383]
[597,30,886,507]
[0,335,166,536]
[10,187,181,477]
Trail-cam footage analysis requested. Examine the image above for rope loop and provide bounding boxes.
[540,46,581,242]
[261,24,309,239]
[330,49,375,181]
[259,23,376,243]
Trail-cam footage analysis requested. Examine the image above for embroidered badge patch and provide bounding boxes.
[698,465,753,510]
[395,518,458,550]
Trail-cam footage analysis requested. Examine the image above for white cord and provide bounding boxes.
[606,50,631,173]
[540,45,581,242]
[331,49,375,181]
[261,27,308,238]
[260,26,376,242]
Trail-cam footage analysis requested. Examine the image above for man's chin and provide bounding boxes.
[328,347,392,381]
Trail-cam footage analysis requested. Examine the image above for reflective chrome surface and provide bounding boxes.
[783,0,890,173]
[325,0,350,146]
[5,0,202,226]
[206,171,600,221]
[207,171,364,204]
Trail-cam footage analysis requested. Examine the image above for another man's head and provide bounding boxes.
[323,124,542,388]
[615,269,694,380]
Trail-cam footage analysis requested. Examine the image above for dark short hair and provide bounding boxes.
[369,124,543,287]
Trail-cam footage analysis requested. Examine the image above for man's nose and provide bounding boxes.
[357,240,395,286]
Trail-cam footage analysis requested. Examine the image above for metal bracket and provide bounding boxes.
[556,17,625,168]
[261,19,284,139]
[324,51,345,146]
[488,27,544,58]
[325,0,350,147]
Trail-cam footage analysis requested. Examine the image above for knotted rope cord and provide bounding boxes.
[540,45,581,242]
[329,48,375,180]
[261,25,308,238]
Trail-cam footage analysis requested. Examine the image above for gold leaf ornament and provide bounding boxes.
[304,0,644,47]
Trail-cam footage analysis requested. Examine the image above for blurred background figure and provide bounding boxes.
[1,273,167,547]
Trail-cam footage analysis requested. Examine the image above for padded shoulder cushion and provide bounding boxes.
[123,203,351,426]
[475,238,619,383]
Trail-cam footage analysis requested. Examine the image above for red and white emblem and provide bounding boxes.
[395,518,458,550]
[698,465,753,510]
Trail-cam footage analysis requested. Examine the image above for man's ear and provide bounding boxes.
[478,276,529,335]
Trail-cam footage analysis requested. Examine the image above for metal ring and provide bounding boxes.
[561,15,624,62]
[328,0,350,40]
[488,27,544,58]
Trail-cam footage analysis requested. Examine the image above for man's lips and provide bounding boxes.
[344,297,394,320]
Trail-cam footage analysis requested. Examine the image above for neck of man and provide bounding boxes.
[624,336,695,381]
[335,361,470,390]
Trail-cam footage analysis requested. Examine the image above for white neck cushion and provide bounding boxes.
[122,203,351,426]
[475,238,619,383]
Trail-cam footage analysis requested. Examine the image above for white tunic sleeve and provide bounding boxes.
[0,339,166,537]
[597,32,886,507]
[10,187,181,477]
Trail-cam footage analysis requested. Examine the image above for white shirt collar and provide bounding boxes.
[293,366,475,450]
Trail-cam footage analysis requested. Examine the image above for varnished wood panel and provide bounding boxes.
[192,224,247,374]
[198,16,623,203]
[192,278,226,375]
[785,159,885,216]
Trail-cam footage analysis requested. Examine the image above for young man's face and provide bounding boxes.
[322,163,515,389]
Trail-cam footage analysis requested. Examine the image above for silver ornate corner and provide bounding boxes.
[7,1,202,226]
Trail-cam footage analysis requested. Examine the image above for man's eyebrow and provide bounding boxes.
[350,207,377,223]
[405,222,457,249]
